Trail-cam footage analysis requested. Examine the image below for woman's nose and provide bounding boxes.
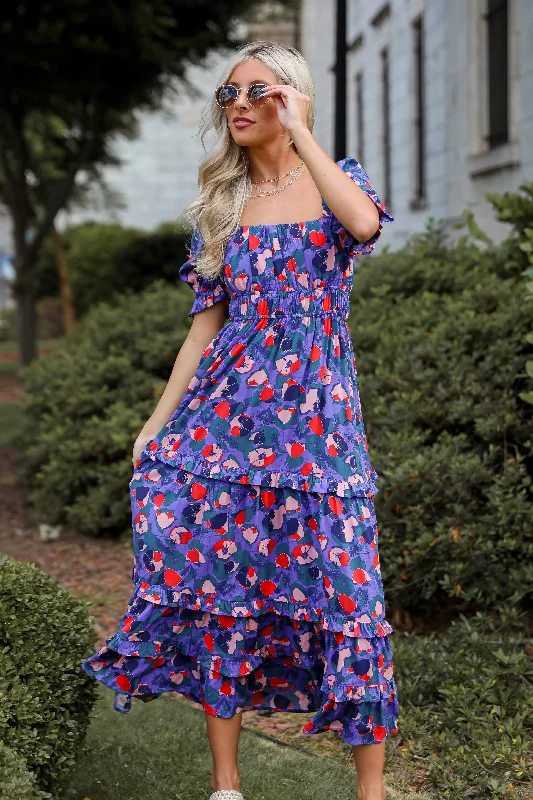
[236,87,249,108]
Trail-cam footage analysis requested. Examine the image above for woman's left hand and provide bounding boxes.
[260,84,310,135]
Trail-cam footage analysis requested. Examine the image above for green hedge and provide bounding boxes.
[350,189,533,614]
[19,279,193,538]
[0,741,45,800]
[34,221,191,316]
[0,555,98,796]
[114,228,191,293]
[392,605,533,798]
[34,223,145,315]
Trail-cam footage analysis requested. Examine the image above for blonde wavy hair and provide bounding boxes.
[181,40,316,281]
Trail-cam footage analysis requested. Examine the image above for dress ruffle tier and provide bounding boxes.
[81,592,398,745]
[81,464,399,745]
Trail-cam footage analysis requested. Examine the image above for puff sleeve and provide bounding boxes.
[178,223,229,318]
[329,157,393,255]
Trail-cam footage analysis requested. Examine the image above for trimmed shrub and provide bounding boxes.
[34,220,191,315]
[19,279,193,537]
[350,189,533,615]
[392,605,533,798]
[0,554,98,796]
[34,222,145,315]
[114,226,191,293]
[0,742,45,800]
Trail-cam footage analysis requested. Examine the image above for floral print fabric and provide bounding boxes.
[80,156,399,746]
[82,469,399,744]
[139,157,393,498]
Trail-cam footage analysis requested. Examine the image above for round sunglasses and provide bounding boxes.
[214,83,269,109]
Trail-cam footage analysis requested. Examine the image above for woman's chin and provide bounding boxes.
[232,131,257,144]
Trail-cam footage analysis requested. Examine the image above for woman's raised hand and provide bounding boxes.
[259,84,310,136]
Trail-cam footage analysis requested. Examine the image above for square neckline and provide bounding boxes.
[234,197,330,232]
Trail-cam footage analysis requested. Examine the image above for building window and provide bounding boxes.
[486,0,508,147]
[381,48,391,208]
[355,72,364,165]
[412,16,426,203]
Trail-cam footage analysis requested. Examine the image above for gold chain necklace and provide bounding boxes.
[251,158,305,185]
[251,164,307,197]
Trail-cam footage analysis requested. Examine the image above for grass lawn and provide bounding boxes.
[58,684,435,800]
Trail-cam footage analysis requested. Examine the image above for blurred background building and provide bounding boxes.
[301,0,533,248]
[57,4,300,235]
[4,0,533,263]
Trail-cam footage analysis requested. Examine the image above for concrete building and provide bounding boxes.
[300,0,533,248]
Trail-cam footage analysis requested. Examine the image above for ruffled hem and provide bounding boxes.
[129,575,394,640]
[137,450,379,499]
[81,599,399,746]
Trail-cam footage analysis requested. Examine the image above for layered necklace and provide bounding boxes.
[250,158,307,197]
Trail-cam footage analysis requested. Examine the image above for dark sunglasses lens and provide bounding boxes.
[216,85,238,106]
[248,84,267,104]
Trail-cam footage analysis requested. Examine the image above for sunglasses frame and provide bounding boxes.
[214,83,270,109]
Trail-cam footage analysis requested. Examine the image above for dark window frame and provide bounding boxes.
[380,47,391,209]
[485,0,509,148]
[412,15,426,203]
[355,71,364,165]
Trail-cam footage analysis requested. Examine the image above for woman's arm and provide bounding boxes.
[258,83,380,243]
[133,301,227,464]
[291,128,380,243]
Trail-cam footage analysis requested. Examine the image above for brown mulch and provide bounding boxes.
[0,445,135,646]
[0,372,23,402]
[0,347,54,362]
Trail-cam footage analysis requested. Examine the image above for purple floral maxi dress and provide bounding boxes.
[81,157,400,745]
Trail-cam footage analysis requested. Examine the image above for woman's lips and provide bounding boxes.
[233,119,255,128]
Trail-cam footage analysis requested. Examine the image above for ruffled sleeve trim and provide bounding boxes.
[178,223,229,318]
[330,157,393,255]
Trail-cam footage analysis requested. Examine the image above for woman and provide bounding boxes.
[82,40,399,800]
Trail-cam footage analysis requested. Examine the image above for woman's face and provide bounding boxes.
[222,58,286,148]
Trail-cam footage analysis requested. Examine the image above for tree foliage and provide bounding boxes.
[0,0,288,363]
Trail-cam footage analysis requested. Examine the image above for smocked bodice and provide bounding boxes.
[137,157,393,498]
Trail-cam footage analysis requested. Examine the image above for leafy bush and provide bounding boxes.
[114,226,191,293]
[350,188,533,615]
[0,555,98,796]
[34,222,144,315]
[19,279,193,537]
[0,741,45,800]
[33,220,191,316]
[393,605,533,798]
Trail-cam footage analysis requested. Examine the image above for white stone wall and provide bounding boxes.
[0,209,11,255]
[301,0,533,248]
[59,53,231,232]
[299,0,335,157]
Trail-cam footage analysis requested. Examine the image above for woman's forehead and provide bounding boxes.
[228,60,276,85]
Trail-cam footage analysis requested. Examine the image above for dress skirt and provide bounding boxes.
[81,461,399,746]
